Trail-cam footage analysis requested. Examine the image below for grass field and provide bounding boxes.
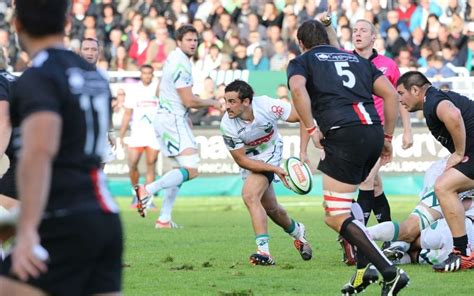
[120,196,473,296]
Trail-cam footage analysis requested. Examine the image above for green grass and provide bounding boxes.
[120,196,472,296]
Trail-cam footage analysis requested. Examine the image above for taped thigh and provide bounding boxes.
[176,154,201,169]
[323,191,355,216]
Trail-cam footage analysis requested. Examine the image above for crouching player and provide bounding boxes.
[220,80,312,265]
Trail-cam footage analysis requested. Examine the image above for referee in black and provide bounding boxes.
[0,1,123,295]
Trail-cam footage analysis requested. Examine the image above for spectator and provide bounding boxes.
[276,84,290,100]
[261,2,284,28]
[195,44,222,74]
[375,37,392,58]
[143,5,161,32]
[104,27,124,62]
[207,0,227,29]
[213,12,238,41]
[70,2,87,40]
[418,44,434,67]
[222,32,241,55]
[198,28,223,59]
[425,13,442,42]
[110,44,138,71]
[281,13,298,44]
[346,0,365,26]
[270,40,289,71]
[425,54,457,79]
[367,0,387,26]
[246,31,265,57]
[396,0,417,28]
[397,47,416,68]
[97,3,121,44]
[146,27,176,71]
[219,54,233,71]
[442,43,463,67]
[380,10,411,41]
[239,13,267,41]
[265,25,282,58]
[340,25,354,50]
[410,0,442,32]
[164,0,189,29]
[408,27,426,59]
[232,43,248,70]
[125,13,143,46]
[232,0,256,27]
[440,0,465,25]
[128,28,150,66]
[386,25,408,57]
[246,46,269,70]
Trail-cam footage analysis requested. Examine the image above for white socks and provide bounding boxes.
[367,221,398,242]
[158,186,179,222]
[145,168,187,195]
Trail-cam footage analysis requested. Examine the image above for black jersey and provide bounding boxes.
[0,70,17,161]
[287,45,383,134]
[10,48,117,213]
[423,86,474,153]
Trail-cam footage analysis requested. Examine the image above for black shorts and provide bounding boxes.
[0,211,123,295]
[0,163,17,198]
[318,125,384,185]
[454,147,474,179]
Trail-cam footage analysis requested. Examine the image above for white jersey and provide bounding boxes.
[220,96,291,179]
[124,81,160,149]
[221,96,291,154]
[158,47,193,116]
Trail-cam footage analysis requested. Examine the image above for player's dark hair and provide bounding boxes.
[397,71,432,90]
[15,0,69,37]
[140,64,154,72]
[225,80,254,103]
[296,20,330,50]
[175,24,198,41]
[81,38,100,48]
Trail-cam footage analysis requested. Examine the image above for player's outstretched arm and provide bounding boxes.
[178,86,221,109]
[229,148,289,187]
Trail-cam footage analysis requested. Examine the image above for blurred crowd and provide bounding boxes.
[0,0,472,75]
[0,0,473,126]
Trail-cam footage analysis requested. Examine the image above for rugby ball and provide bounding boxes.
[284,157,313,195]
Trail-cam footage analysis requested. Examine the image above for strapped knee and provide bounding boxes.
[323,191,355,216]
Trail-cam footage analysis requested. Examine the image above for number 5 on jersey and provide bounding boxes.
[335,62,355,88]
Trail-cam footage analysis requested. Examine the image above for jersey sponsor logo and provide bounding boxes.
[315,53,359,63]
[271,105,284,117]
[246,129,274,146]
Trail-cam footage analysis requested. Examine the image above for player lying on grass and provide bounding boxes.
[367,158,474,263]
[384,203,474,266]
[220,80,312,266]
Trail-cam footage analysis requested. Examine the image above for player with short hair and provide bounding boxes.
[397,71,474,271]
[220,79,312,265]
[119,64,160,204]
[134,24,221,228]
[0,1,122,294]
[288,20,409,295]
[79,37,117,166]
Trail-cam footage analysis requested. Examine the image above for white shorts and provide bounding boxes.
[240,143,283,181]
[153,112,197,157]
[101,141,116,163]
[127,127,161,150]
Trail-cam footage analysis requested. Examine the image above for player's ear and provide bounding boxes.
[410,85,420,96]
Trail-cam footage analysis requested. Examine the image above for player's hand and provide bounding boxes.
[310,130,324,150]
[119,137,126,148]
[445,153,464,171]
[402,130,413,149]
[300,151,310,166]
[108,132,117,149]
[211,99,222,110]
[274,167,289,189]
[10,230,48,281]
[381,140,393,165]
